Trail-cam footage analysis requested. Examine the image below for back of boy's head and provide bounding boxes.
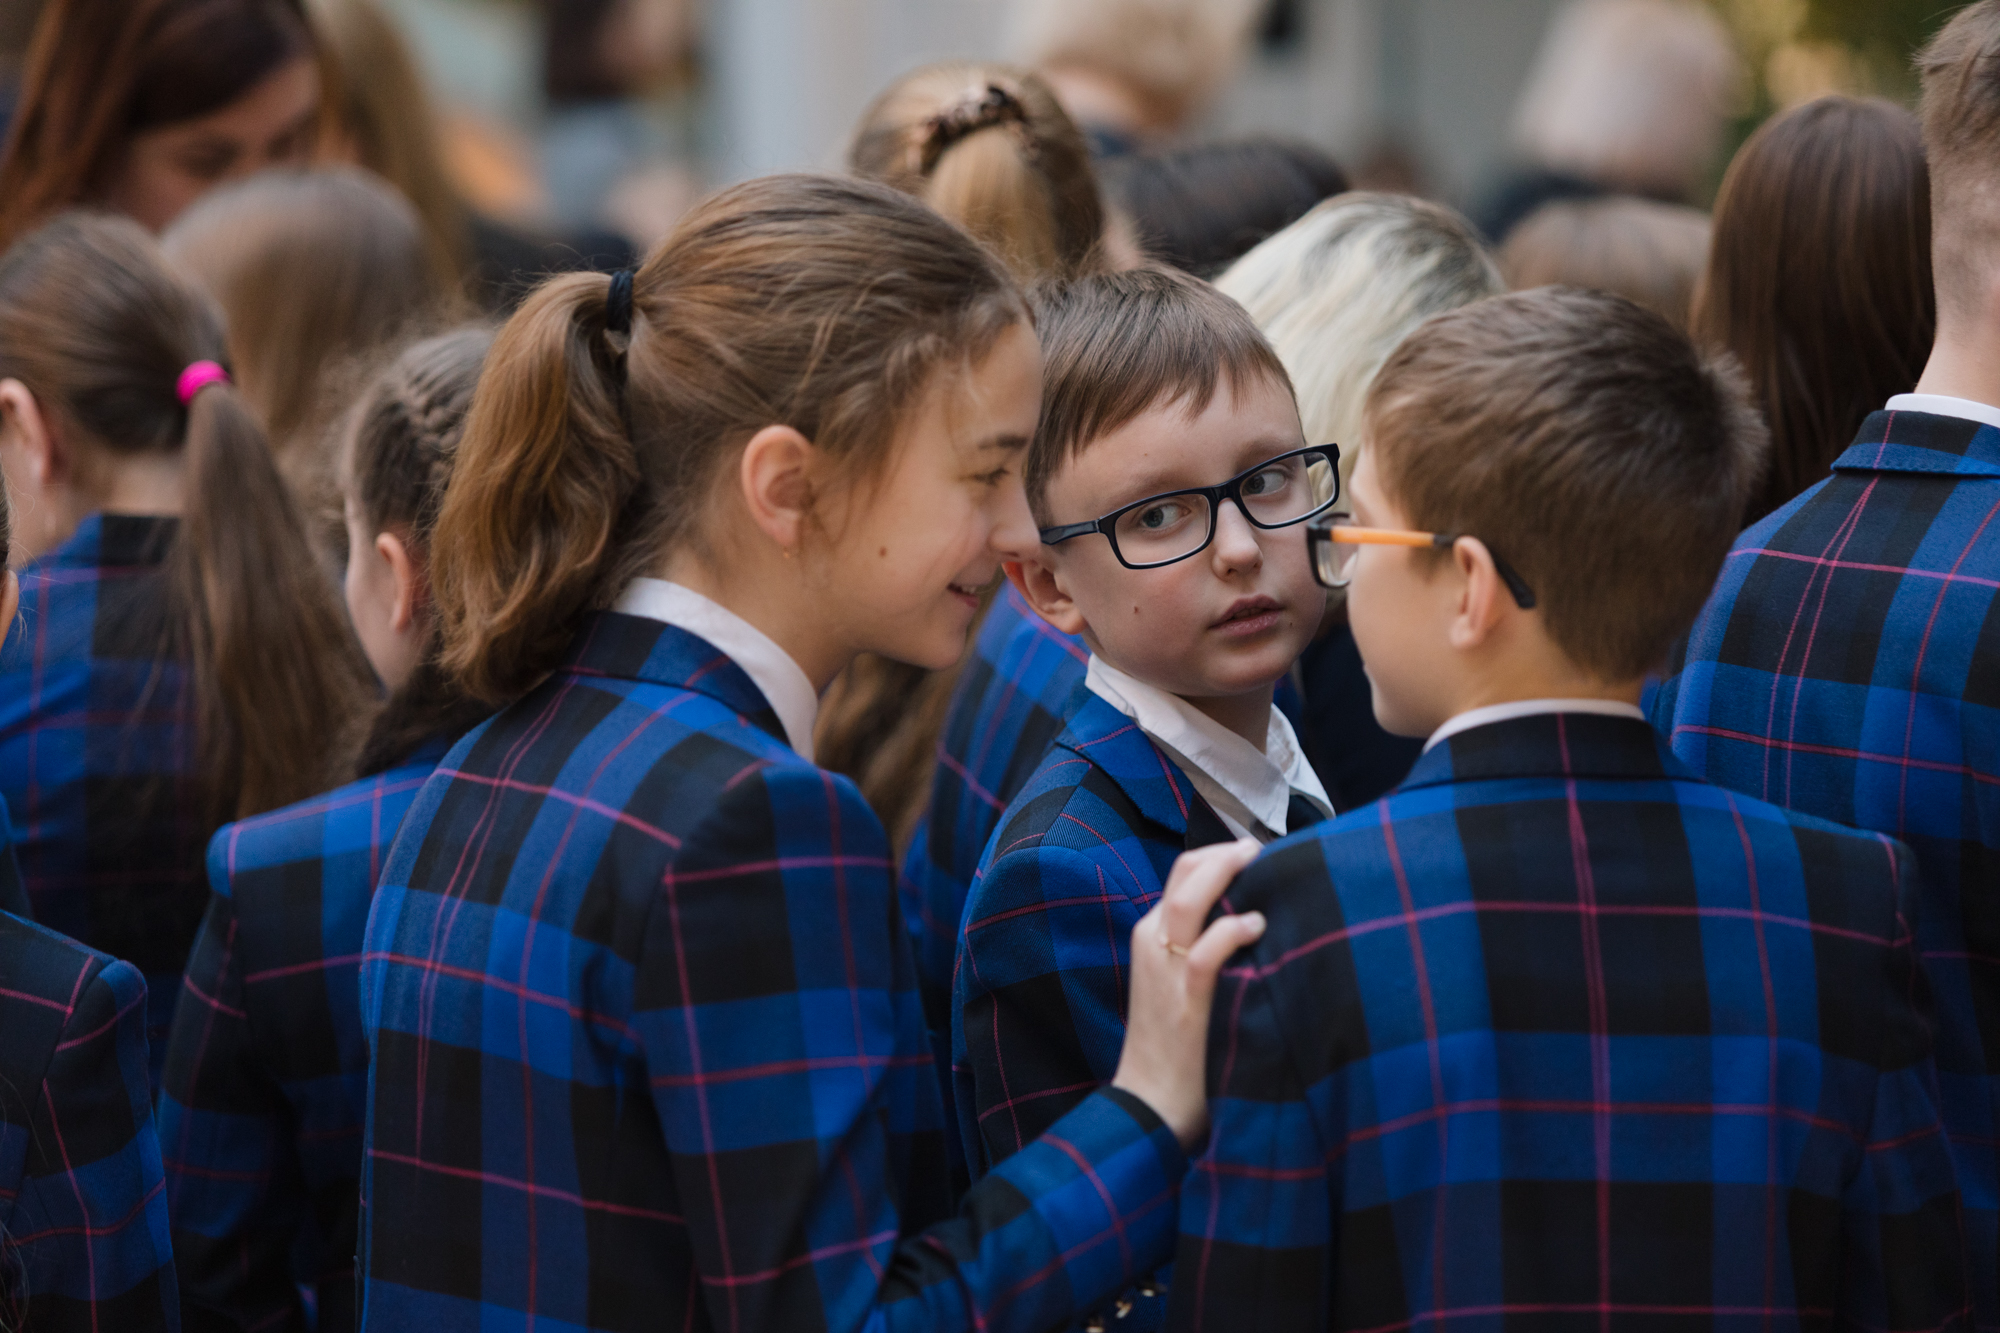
[1366,286,1765,681]
[1919,1,2000,322]
[1026,266,1292,523]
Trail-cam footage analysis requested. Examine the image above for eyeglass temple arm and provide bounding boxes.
[1321,524,1538,610]
[1038,519,1100,545]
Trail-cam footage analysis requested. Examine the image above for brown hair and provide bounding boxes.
[1366,286,1766,680]
[1026,266,1293,521]
[162,166,453,463]
[1501,195,1711,332]
[1693,97,1932,525]
[850,63,1104,281]
[0,212,372,819]
[433,173,1026,704]
[0,0,316,250]
[309,0,472,290]
[1918,5,2000,326]
[341,326,494,775]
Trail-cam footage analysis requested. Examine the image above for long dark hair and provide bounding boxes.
[1693,96,1935,525]
[0,0,317,249]
[0,212,373,822]
[342,327,495,775]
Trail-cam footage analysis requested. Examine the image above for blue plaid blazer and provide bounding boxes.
[1,804,177,1331]
[1653,407,2000,1318]
[1170,712,1967,1332]
[0,514,204,1086]
[357,612,1188,1333]
[158,739,454,1333]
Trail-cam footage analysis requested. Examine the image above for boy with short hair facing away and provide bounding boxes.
[1655,3,2000,1309]
[1170,288,1968,1331]
[953,271,1335,1223]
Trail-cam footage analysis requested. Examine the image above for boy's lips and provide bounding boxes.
[1211,595,1283,629]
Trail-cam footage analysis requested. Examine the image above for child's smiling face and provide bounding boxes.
[1021,374,1328,723]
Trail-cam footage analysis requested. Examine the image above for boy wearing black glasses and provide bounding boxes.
[950,268,1334,1325]
[1167,287,1966,1330]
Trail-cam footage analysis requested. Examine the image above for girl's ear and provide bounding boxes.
[737,424,817,554]
[375,529,422,635]
[1009,551,1088,636]
[0,378,62,490]
[0,569,17,631]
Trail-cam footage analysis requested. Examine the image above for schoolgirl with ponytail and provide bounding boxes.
[158,328,494,1333]
[0,213,372,1081]
[358,173,1263,1333]
[0,475,177,1333]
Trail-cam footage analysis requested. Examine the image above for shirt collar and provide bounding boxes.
[1424,698,1646,753]
[612,578,820,761]
[1885,393,2000,433]
[1084,655,1332,840]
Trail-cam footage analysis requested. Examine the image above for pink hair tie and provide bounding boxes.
[176,360,231,405]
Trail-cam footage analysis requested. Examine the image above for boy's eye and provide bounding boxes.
[1242,463,1293,498]
[1134,499,1194,530]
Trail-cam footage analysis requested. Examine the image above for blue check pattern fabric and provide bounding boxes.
[0,514,205,1085]
[357,613,1188,1332]
[159,739,454,1333]
[1169,713,1967,1332]
[0,801,177,1331]
[1652,407,2000,1320]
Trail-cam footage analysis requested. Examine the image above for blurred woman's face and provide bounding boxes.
[103,55,321,233]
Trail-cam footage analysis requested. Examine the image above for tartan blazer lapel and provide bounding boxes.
[558,611,789,748]
[1059,689,1215,846]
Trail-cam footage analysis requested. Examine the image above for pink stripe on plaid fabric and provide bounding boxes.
[1380,800,1451,1321]
[0,984,71,1011]
[1039,1131,1135,1278]
[975,1078,1106,1124]
[1670,725,2000,786]
[934,745,1008,814]
[659,852,894,885]
[242,953,363,985]
[160,1155,269,1184]
[1342,1300,1845,1333]
[1722,791,1781,1328]
[41,1072,103,1330]
[9,1175,166,1245]
[1555,718,1614,1333]
[1188,969,1256,1332]
[1226,894,1906,984]
[431,769,688,849]
[648,1051,935,1089]
[367,1148,685,1222]
[178,971,247,1021]
[965,890,1152,934]
[362,951,637,1039]
[1053,812,1149,898]
[824,769,892,1286]
[53,985,145,1051]
[1759,472,1878,805]
[1727,545,2000,592]
[1896,497,2000,841]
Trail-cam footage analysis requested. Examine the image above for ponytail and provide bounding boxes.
[850,64,1105,281]
[0,213,372,825]
[432,272,638,703]
[175,378,372,816]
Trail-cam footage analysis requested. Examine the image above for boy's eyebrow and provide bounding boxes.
[1109,434,1308,503]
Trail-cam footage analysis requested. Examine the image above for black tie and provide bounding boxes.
[1286,792,1331,835]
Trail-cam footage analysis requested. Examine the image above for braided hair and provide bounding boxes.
[341,326,496,775]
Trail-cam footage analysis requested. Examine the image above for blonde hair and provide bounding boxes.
[1009,0,1261,131]
[1216,192,1502,485]
[1919,1,2000,321]
[308,0,471,291]
[1501,195,1711,331]
[850,63,1103,282]
[1512,0,1743,199]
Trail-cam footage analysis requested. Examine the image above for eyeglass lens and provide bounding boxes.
[1112,449,1336,567]
[1312,515,1359,587]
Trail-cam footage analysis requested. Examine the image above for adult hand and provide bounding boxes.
[1110,838,1266,1149]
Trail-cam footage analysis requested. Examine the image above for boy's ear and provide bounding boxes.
[1009,551,1089,636]
[1444,536,1510,653]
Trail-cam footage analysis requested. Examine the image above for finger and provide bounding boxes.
[1183,910,1267,987]
[1159,838,1259,945]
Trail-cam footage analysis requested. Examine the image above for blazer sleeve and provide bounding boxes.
[8,956,178,1332]
[637,762,1187,1333]
[1167,951,1331,1333]
[157,874,309,1332]
[1837,838,1971,1329]
[956,840,1150,1173]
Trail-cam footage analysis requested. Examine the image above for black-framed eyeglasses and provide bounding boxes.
[1038,445,1340,570]
[1306,513,1538,609]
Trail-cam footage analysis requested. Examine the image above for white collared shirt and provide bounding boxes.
[1885,393,2000,433]
[1423,698,1647,753]
[613,578,820,761]
[1085,655,1334,842]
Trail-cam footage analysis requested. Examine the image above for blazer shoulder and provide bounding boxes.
[207,762,438,902]
[0,914,127,1118]
[987,738,1155,859]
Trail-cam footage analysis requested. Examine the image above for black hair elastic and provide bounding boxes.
[605,269,636,337]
